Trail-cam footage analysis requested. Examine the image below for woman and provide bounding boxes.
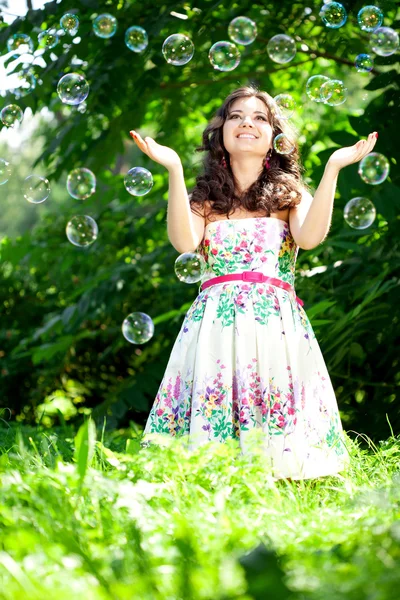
[130,85,377,481]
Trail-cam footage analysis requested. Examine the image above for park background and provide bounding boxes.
[0,2,400,598]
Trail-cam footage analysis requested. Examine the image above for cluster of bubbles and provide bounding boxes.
[306,75,347,106]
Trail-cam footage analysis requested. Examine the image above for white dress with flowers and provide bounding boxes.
[141,217,351,480]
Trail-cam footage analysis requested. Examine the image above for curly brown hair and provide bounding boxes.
[189,85,309,222]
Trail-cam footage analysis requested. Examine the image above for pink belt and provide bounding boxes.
[200,271,304,307]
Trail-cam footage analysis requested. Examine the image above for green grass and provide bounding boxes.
[0,419,399,600]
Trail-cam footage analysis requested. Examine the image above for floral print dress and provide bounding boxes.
[141,217,351,481]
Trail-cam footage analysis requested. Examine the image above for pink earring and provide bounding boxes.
[265,150,272,169]
[221,156,227,168]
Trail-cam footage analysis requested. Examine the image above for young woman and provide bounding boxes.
[130,85,377,481]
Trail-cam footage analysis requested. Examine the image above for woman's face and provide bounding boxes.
[222,96,273,160]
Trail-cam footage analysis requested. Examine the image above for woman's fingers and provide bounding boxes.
[130,130,150,156]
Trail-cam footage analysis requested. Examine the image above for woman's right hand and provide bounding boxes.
[129,130,182,171]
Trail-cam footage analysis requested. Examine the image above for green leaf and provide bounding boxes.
[74,417,96,483]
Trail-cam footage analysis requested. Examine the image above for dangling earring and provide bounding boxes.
[221,156,227,168]
[265,149,272,170]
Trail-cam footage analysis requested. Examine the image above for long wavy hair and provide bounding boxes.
[190,85,309,222]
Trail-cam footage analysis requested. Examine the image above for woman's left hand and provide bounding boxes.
[327,132,378,171]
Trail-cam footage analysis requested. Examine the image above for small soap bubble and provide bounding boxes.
[319,2,347,28]
[60,13,79,36]
[320,79,347,106]
[344,197,376,229]
[175,253,207,284]
[57,73,89,105]
[273,133,295,154]
[267,34,296,64]
[228,16,257,45]
[370,27,399,57]
[66,215,98,247]
[306,75,330,102]
[93,14,118,39]
[7,33,34,56]
[358,152,390,185]
[67,168,96,200]
[0,159,12,185]
[273,94,296,119]
[209,41,240,71]
[124,167,153,196]
[355,53,374,73]
[125,26,148,52]
[1,104,23,127]
[23,175,50,204]
[38,29,59,49]
[357,6,383,32]
[77,101,87,114]
[162,34,194,66]
[122,312,154,344]
[12,72,37,98]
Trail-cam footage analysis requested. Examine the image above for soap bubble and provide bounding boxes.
[209,41,241,71]
[228,16,257,45]
[358,152,390,185]
[0,159,12,185]
[162,34,194,66]
[38,29,59,49]
[355,53,374,73]
[370,27,399,57]
[12,72,37,98]
[60,13,79,36]
[320,79,347,106]
[273,94,296,119]
[7,33,34,56]
[23,175,50,204]
[125,26,148,52]
[319,2,347,28]
[93,14,117,38]
[124,167,153,196]
[122,312,154,344]
[1,104,23,127]
[66,215,98,247]
[344,197,376,229]
[67,168,96,200]
[57,73,89,105]
[175,252,207,284]
[273,133,295,154]
[267,34,296,64]
[357,6,383,32]
[77,102,87,114]
[306,75,330,102]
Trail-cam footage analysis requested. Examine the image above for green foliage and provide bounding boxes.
[0,0,399,440]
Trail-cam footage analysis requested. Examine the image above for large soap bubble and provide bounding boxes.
[125,26,148,52]
[357,6,383,32]
[370,27,399,57]
[93,14,118,38]
[122,312,154,344]
[7,33,34,56]
[273,94,296,119]
[57,73,89,105]
[306,75,330,102]
[344,197,376,229]
[267,34,296,64]
[38,29,59,49]
[66,215,98,247]
[67,168,96,200]
[273,133,295,154]
[355,54,374,73]
[228,16,257,45]
[319,2,347,28]
[1,104,23,127]
[358,153,390,185]
[175,253,207,284]
[0,159,12,185]
[60,13,79,36]
[23,175,50,204]
[209,41,240,71]
[320,79,347,106]
[124,167,153,196]
[162,34,194,66]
